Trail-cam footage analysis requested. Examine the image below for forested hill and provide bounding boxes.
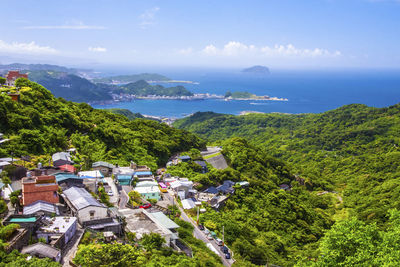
[115,79,194,96]
[0,78,205,170]
[173,104,400,222]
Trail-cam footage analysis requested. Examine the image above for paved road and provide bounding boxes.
[164,191,233,266]
[104,177,119,205]
[62,227,84,266]
[119,185,131,209]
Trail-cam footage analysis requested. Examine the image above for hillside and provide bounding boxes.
[173,105,400,223]
[25,70,113,102]
[116,79,194,96]
[0,78,205,170]
[92,73,170,84]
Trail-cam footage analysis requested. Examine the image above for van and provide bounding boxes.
[215,238,223,246]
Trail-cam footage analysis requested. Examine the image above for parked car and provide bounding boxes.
[198,224,205,230]
[225,252,231,259]
[215,238,223,246]
[204,229,210,235]
[107,191,113,196]
[140,203,152,209]
[207,234,213,240]
[220,246,228,254]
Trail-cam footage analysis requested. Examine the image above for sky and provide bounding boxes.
[1,0,400,69]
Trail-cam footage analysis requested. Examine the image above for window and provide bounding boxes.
[54,191,57,197]
[89,210,95,219]
[152,193,155,196]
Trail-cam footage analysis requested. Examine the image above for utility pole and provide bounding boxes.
[196,206,199,225]
[222,225,224,246]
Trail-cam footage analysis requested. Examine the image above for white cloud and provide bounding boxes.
[178,47,193,55]
[139,7,160,28]
[22,21,106,30]
[0,40,58,54]
[88,46,107,52]
[200,41,341,58]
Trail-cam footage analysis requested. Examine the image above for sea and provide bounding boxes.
[92,68,400,118]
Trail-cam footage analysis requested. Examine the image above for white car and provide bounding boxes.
[107,191,113,196]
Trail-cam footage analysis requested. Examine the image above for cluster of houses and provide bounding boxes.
[0,71,29,102]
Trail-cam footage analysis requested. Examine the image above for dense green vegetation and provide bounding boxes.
[225,91,256,99]
[92,73,170,84]
[173,104,400,265]
[26,70,112,102]
[116,80,193,97]
[104,108,145,120]
[0,78,205,171]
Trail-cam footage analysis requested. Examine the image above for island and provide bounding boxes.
[242,65,270,75]
[224,91,288,101]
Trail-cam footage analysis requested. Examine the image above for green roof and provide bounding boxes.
[10,217,37,223]
[151,212,180,229]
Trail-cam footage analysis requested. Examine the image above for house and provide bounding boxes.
[62,186,107,224]
[134,171,153,181]
[23,200,60,216]
[54,172,83,189]
[58,164,75,173]
[181,198,196,210]
[170,179,194,199]
[203,186,219,195]
[210,195,229,210]
[22,175,59,206]
[3,215,40,234]
[36,216,77,247]
[134,181,161,200]
[92,161,115,177]
[236,181,250,188]
[179,155,191,162]
[52,152,72,167]
[21,243,61,262]
[194,161,208,173]
[116,174,132,186]
[5,70,28,86]
[118,208,179,247]
[78,170,103,178]
[216,180,235,195]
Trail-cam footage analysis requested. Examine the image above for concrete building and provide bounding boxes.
[92,161,115,177]
[21,243,61,262]
[5,70,28,86]
[62,186,108,224]
[118,209,179,247]
[37,216,77,246]
[134,181,161,200]
[52,152,73,167]
[170,179,195,200]
[22,176,59,206]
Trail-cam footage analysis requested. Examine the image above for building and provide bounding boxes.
[52,152,72,167]
[22,175,59,206]
[118,209,179,247]
[21,243,61,262]
[170,179,194,199]
[92,161,115,177]
[37,216,77,247]
[23,200,60,216]
[216,180,235,195]
[62,186,108,224]
[54,172,83,189]
[179,155,191,162]
[58,164,75,173]
[134,171,153,181]
[134,181,161,200]
[78,170,103,178]
[5,70,28,86]
[116,174,132,186]
[194,161,208,173]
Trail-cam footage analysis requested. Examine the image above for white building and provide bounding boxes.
[37,216,77,245]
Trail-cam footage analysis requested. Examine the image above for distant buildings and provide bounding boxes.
[92,161,115,177]
[22,175,59,206]
[52,152,73,167]
[5,70,28,86]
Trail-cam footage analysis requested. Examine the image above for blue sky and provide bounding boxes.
[1,0,400,69]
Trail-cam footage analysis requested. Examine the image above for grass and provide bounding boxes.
[203,152,222,160]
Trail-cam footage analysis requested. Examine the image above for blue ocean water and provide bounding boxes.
[92,69,400,118]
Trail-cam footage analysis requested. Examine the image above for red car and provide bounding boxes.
[140,203,152,209]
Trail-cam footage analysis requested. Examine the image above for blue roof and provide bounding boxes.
[54,173,82,183]
[204,186,219,194]
[135,171,152,176]
[117,175,132,180]
[179,155,191,160]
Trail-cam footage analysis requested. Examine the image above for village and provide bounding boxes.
[0,117,252,267]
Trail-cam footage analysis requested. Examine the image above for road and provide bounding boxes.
[164,191,233,266]
[103,177,119,205]
[119,185,131,209]
[62,227,84,266]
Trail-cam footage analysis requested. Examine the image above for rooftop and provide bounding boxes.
[92,161,115,169]
[78,170,104,178]
[21,243,60,260]
[10,217,37,223]
[150,212,180,229]
[134,186,160,194]
[63,186,105,210]
[23,200,60,215]
[134,171,153,176]
[52,152,72,163]
[39,216,77,234]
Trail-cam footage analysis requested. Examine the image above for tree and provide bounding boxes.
[128,190,142,206]
[141,233,165,251]
[0,77,5,86]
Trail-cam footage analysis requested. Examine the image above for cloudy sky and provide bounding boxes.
[1,0,400,69]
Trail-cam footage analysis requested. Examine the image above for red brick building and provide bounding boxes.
[5,71,28,86]
[22,176,59,206]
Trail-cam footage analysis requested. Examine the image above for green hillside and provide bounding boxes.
[92,73,170,84]
[0,78,204,170]
[116,79,194,96]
